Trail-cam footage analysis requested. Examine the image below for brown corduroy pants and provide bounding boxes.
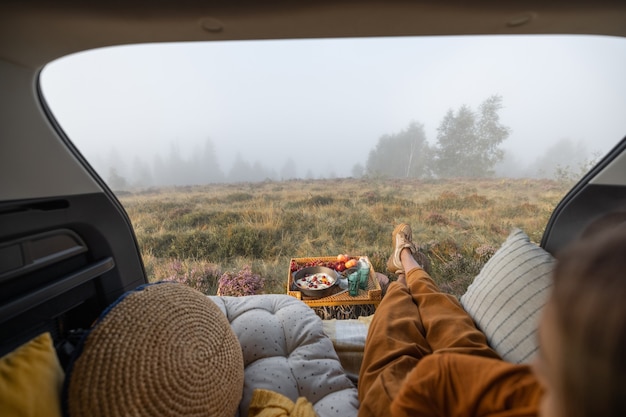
[357,267,542,417]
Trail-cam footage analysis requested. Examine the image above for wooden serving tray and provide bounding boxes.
[287,256,382,307]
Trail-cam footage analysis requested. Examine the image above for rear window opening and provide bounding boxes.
[38,34,626,297]
[40,35,626,187]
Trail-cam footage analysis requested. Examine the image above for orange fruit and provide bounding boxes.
[345,259,357,269]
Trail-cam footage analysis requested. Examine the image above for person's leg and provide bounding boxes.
[358,224,431,417]
[358,225,431,417]
[358,224,500,417]
[357,281,431,417]
[395,233,499,358]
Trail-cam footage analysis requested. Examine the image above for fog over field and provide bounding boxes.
[40,35,626,187]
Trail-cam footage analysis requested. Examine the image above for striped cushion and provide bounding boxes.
[460,229,555,364]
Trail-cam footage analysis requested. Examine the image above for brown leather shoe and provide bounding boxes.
[386,223,417,274]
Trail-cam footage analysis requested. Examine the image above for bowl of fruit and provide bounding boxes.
[292,266,339,298]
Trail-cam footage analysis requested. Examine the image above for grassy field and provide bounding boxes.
[119,178,570,298]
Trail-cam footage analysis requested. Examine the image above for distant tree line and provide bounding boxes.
[100,93,600,190]
[103,138,302,190]
[495,137,600,182]
[360,94,600,181]
[364,95,510,179]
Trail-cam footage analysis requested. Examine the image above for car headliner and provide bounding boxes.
[1,0,626,69]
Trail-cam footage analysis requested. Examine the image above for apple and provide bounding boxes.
[345,259,357,269]
[336,263,346,272]
[337,254,349,263]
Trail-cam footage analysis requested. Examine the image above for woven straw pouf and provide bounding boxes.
[63,282,244,417]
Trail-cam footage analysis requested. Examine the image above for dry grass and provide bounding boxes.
[120,178,569,298]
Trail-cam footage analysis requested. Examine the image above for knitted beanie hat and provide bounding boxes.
[63,282,244,417]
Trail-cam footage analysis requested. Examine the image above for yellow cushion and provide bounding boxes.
[248,389,317,417]
[0,333,64,417]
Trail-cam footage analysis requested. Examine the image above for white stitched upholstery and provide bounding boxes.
[208,294,359,417]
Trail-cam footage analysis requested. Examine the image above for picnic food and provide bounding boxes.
[337,254,349,262]
[290,258,356,273]
[292,266,340,298]
[296,272,335,290]
[344,259,357,269]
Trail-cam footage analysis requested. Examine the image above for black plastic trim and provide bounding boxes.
[0,229,88,283]
[0,257,114,324]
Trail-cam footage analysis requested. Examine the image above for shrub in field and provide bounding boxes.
[475,244,497,261]
[424,212,453,226]
[138,233,176,257]
[424,192,489,211]
[435,252,483,296]
[438,253,482,277]
[161,259,222,295]
[167,211,244,231]
[171,212,216,229]
[464,194,489,207]
[216,226,266,258]
[280,212,317,233]
[424,192,464,210]
[168,207,192,219]
[169,232,218,259]
[360,190,382,205]
[500,202,542,218]
[285,194,335,209]
[223,192,254,203]
[217,265,265,296]
[309,195,335,206]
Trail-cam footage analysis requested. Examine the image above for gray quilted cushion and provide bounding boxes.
[208,294,359,417]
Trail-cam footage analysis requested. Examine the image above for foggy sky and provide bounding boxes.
[39,35,626,184]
